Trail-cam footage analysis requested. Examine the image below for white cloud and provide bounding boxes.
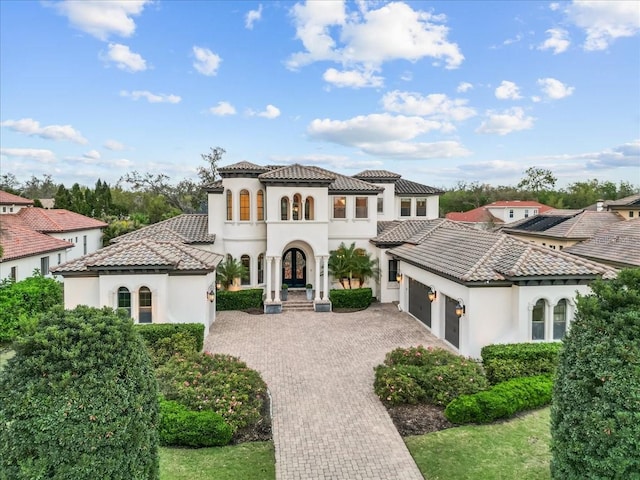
[538,28,570,54]
[257,104,281,119]
[566,0,640,51]
[192,46,222,76]
[495,80,522,100]
[104,43,147,72]
[287,1,463,80]
[120,90,182,103]
[358,140,471,159]
[457,82,473,93]
[104,139,125,151]
[528,140,640,171]
[476,107,535,135]
[537,77,575,99]
[323,67,383,88]
[0,147,56,163]
[51,0,150,41]
[83,149,101,160]
[1,118,88,144]
[453,159,522,179]
[209,101,237,116]
[245,4,263,29]
[270,154,382,170]
[381,91,476,122]
[550,3,561,11]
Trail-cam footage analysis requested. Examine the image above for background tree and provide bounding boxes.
[517,167,557,193]
[20,174,58,199]
[0,306,159,479]
[0,173,20,194]
[550,269,640,478]
[198,146,224,185]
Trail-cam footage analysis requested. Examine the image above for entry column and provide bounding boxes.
[314,256,321,301]
[265,256,273,302]
[274,256,282,302]
[322,255,329,301]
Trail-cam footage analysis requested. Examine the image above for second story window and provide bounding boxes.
[257,190,264,221]
[377,196,384,214]
[281,197,290,220]
[226,190,233,221]
[240,190,250,221]
[333,196,346,219]
[509,209,514,218]
[416,198,426,217]
[355,197,368,218]
[292,194,301,220]
[305,196,314,220]
[400,198,411,217]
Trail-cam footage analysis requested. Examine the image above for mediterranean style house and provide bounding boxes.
[51,163,618,356]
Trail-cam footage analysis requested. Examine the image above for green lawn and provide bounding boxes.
[160,441,275,480]
[406,408,551,480]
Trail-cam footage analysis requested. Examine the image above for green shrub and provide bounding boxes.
[445,375,553,424]
[551,269,640,479]
[481,342,561,384]
[384,345,462,368]
[0,275,63,342]
[216,288,264,311]
[424,360,489,406]
[374,365,428,405]
[135,323,204,367]
[156,352,267,432]
[329,287,372,309]
[0,306,159,480]
[159,399,233,447]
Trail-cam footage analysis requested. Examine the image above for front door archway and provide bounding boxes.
[282,248,306,288]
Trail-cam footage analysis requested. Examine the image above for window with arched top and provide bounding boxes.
[257,190,264,221]
[139,287,152,323]
[553,299,568,340]
[226,190,233,221]
[292,194,301,221]
[305,196,314,220]
[281,197,289,220]
[241,255,251,285]
[257,253,264,283]
[239,189,250,221]
[531,299,545,340]
[117,287,131,317]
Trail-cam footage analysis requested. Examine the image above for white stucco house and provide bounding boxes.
[51,162,617,357]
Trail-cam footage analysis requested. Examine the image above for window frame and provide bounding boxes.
[257,253,264,284]
[388,259,399,283]
[239,189,250,221]
[40,256,50,275]
[531,299,546,340]
[292,194,302,221]
[117,286,132,317]
[280,196,290,221]
[553,299,568,340]
[241,255,251,285]
[400,198,411,217]
[355,197,368,219]
[138,287,152,324]
[257,190,264,221]
[226,190,233,221]
[416,198,427,217]
[333,196,346,219]
[304,196,314,220]
[377,196,384,214]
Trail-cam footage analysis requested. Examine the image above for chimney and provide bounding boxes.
[596,199,604,212]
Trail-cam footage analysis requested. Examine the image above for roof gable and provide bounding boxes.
[394,178,444,196]
[112,214,215,244]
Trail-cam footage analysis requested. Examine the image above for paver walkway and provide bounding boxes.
[204,302,452,480]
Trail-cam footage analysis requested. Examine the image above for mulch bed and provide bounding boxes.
[386,403,455,437]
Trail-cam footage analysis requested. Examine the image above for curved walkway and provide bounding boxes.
[204,303,451,480]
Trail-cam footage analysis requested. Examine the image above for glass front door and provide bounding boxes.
[282,248,306,288]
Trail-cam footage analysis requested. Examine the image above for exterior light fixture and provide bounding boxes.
[455,300,466,318]
[396,272,402,282]
[427,287,437,302]
[207,285,216,302]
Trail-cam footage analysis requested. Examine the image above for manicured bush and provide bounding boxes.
[374,365,428,405]
[135,323,204,367]
[424,360,489,406]
[444,375,553,424]
[216,288,264,311]
[159,399,233,447]
[329,287,372,309]
[384,345,462,368]
[0,306,159,480]
[551,269,640,479]
[481,342,561,384]
[0,275,63,342]
[156,352,267,432]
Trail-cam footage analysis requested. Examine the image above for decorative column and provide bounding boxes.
[322,255,329,301]
[265,256,273,302]
[274,256,282,302]
[314,256,321,301]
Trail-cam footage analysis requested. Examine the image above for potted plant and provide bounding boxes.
[305,283,313,300]
[281,283,288,301]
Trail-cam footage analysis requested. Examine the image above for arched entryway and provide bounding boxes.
[282,248,306,288]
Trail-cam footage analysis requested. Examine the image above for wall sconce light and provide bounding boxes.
[207,288,216,302]
[396,272,403,282]
[427,286,437,302]
[455,300,466,317]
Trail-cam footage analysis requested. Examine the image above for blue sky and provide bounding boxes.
[1,0,639,190]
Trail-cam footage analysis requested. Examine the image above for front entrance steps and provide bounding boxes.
[282,290,314,312]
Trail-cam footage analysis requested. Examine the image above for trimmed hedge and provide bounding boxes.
[329,287,372,309]
[135,323,204,366]
[385,345,461,368]
[374,365,428,405]
[159,400,233,447]
[444,374,553,424]
[481,342,561,384]
[216,288,263,311]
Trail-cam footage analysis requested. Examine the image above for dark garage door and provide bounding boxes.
[445,295,460,348]
[408,277,431,328]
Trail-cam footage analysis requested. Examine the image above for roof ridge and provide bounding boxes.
[462,232,509,281]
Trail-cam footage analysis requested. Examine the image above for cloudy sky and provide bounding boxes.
[1,0,639,190]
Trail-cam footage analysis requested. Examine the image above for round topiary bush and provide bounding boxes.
[0,306,159,480]
[551,269,640,479]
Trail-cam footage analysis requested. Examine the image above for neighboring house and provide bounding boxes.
[387,220,616,357]
[499,209,624,251]
[0,190,108,281]
[446,200,553,227]
[564,218,640,269]
[594,193,640,219]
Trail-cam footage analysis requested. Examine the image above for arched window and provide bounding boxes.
[553,299,568,340]
[280,197,289,220]
[117,287,131,317]
[139,287,152,323]
[226,190,233,221]
[292,194,302,220]
[257,253,264,283]
[257,190,264,221]
[531,299,545,340]
[305,196,314,220]
[241,255,251,285]
[239,189,250,221]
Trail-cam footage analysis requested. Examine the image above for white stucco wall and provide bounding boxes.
[0,249,68,281]
[49,228,103,261]
[393,195,440,220]
[487,206,540,222]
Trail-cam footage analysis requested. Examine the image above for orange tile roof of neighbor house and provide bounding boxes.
[0,190,34,206]
[0,216,73,261]
[17,208,108,233]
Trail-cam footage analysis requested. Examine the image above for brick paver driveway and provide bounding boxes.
[205,303,452,480]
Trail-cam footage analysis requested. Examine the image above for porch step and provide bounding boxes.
[282,291,315,312]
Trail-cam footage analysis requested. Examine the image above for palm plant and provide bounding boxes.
[216,256,248,290]
[328,242,379,289]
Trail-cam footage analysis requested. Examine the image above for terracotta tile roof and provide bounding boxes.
[1,215,72,261]
[501,210,624,239]
[486,200,553,210]
[377,220,401,236]
[0,190,34,206]
[388,222,616,283]
[394,178,444,195]
[18,208,107,233]
[259,164,337,182]
[112,214,215,244]
[51,239,223,274]
[605,193,640,208]
[204,179,224,193]
[446,207,503,223]
[218,161,270,174]
[353,170,402,180]
[372,219,447,246]
[564,218,640,268]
